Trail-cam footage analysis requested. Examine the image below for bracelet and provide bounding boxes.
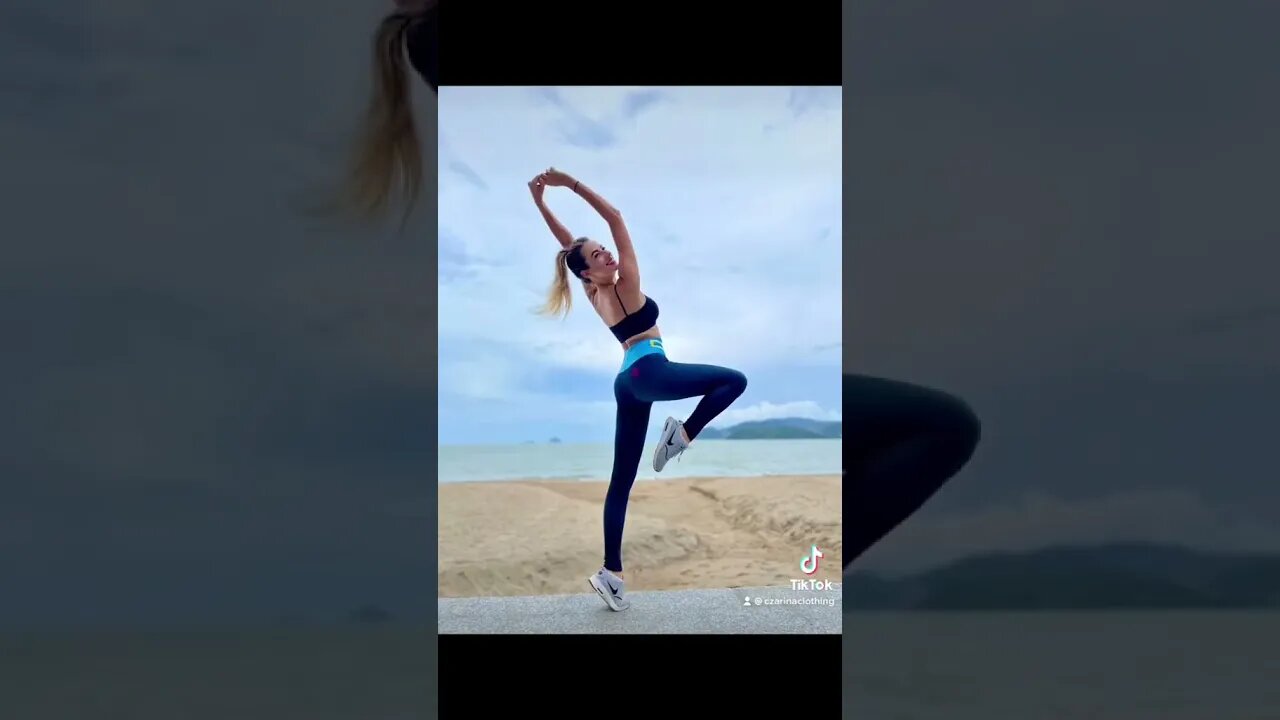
[573,181,580,192]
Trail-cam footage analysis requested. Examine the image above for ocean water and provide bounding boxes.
[844,611,1280,719]
[436,438,842,483]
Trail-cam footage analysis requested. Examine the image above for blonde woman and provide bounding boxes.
[530,168,748,611]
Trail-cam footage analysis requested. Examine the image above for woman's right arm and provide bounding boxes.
[529,176,574,249]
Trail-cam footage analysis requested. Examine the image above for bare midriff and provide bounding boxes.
[621,326,662,350]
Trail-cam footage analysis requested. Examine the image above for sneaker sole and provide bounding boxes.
[588,575,629,611]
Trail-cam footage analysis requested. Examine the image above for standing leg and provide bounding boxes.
[602,376,652,574]
[843,373,981,569]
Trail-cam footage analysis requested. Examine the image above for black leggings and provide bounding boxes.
[603,354,748,572]
[843,373,981,569]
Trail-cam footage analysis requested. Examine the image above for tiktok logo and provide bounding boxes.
[799,544,824,575]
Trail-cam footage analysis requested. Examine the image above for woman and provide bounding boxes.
[529,168,748,611]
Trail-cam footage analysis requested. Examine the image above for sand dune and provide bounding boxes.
[438,474,841,597]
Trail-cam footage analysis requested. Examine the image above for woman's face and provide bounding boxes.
[578,240,618,282]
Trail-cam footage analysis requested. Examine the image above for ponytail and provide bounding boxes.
[339,11,423,223]
[537,239,590,317]
[538,249,574,317]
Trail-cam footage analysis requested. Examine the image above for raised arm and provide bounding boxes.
[542,168,639,285]
[528,175,574,249]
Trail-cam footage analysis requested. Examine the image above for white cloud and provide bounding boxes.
[712,401,843,428]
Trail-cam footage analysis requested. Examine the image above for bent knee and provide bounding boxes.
[725,369,748,396]
[944,394,981,457]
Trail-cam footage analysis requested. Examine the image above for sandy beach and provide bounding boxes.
[438,474,841,597]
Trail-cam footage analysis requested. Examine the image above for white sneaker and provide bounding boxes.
[653,416,689,472]
[588,567,630,611]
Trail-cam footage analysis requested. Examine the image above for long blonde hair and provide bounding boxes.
[539,240,589,318]
[339,11,423,223]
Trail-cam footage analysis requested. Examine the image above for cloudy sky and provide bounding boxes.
[438,87,842,445]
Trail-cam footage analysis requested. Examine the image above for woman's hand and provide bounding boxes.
[540,167,576,188]
[528,174,546,203]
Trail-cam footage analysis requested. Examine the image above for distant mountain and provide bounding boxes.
[700,417,841,440]
[845,543,1280,610]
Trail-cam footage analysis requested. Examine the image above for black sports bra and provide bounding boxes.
[608,285,659,343]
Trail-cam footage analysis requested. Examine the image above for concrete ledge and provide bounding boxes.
[439,583,842,634]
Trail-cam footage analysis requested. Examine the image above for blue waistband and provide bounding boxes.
[620,337,666,372]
